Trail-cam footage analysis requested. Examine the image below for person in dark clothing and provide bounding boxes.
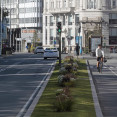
[76,43,80,56]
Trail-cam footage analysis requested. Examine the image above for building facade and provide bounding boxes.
[19,0,43,52]
[43,0,117,53]
[2,0,43,52]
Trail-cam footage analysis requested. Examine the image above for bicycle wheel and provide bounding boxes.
[98,63,101,73]
[100,62,103,73]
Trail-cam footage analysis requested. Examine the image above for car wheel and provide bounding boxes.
[57,57,59,59]
[44,57,47,59]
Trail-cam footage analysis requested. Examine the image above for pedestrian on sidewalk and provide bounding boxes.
[76,43,80,56]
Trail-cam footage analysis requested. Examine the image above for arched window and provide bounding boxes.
[87,0,97,9]
[106,0,111,9]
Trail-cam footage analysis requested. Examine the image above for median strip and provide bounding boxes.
[30,58,96,117]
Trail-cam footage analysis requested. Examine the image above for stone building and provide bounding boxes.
[43,0,117,53]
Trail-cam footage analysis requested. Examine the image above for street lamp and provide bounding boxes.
[9,2,12,48]
[0,0,3,55]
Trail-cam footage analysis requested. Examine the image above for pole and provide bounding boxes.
[10,0,11,47]
[13,29,14,46]
[0,0,3,55]
[59,33,61,67]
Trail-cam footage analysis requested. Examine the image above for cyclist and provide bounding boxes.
[96,44,104,69]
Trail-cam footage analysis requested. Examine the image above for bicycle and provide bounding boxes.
[98,59,103,73]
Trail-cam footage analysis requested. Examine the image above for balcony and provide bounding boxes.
[81,17,103,23]
[49,7,75,14]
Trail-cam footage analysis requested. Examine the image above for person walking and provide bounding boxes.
[76,43,80,56]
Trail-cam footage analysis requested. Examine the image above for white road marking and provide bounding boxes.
[16,70,25,74]
[105,64,117,76]
[0,73,50,77]
[16,61,55,117]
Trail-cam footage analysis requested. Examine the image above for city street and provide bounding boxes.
[0,53,56,117]
[89,55,117,117]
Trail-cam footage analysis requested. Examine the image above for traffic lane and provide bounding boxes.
[0,54,47,75]
[0,65,54,117]
[0,63,54,75]
[0,54,55,117]
[0,53,43,66]
[89,59,117,117]
[0,74,46,117]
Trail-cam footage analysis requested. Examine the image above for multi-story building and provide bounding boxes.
[2,0,43,52]
[43,0,117,53]
[19,0,43,52]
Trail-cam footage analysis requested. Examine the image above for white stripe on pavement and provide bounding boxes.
[16,61,55,117]
[105,64,117,76]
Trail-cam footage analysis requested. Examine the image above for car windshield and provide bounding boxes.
[45,48,57,51]
[37,47,43,49]
[51,48,57,50]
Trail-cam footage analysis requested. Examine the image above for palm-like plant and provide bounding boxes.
[0,7,9,20]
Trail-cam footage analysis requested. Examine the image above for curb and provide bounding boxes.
[23,62,56,117]
[86,60,103,117]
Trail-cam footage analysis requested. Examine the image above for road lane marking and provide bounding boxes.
[0,73,50,77]
[16,61,56,117]
[16,70,25,74]
[108,67,117,76]
[105,64,117,76]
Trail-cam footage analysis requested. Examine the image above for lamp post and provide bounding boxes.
[0,0,3,55]
[9,0,12,47]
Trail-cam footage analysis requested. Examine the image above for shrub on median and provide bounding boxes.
[58,74,77,87]
[54,87,74,112]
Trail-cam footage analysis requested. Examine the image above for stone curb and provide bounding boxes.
[23,62,56,117]
[87,60,103,117]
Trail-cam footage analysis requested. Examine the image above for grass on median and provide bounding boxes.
[31,59,96,117]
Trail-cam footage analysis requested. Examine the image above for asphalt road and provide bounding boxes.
[89,57,117,117]
[0,53,56,117]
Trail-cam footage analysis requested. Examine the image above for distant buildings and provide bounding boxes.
[1,0,117,53]
[43,0,117,53]
[19,0,43,52]
[0,1,8,55]
[2,0,43,52]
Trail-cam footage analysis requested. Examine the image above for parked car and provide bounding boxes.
[44,47,59,59]
[34,46,44,54]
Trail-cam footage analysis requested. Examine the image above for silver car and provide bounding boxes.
[44,47,59,59]
[34,46,44,54]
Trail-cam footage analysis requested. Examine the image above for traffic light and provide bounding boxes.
[57,22,61,34]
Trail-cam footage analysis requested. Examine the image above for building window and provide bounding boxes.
[46,16,47,26]
[63,0,67,7]
[50,29,54,45]
[50,16,54,26]
[109,28,117,45]
[56,16,60,23]
[87,0,97,9]
[75,14,79,25]
[112,0,116,8]
[68,15,72,25]
[63,16,65,25]
[68,28,72,36]
[106,0,111,9]
[110,28,117,36]
[56,0,60,8]
[109,13,117,24]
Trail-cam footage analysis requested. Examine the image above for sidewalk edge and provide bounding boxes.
[86,60,103,117]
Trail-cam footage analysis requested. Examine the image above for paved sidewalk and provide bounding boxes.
[88,58,117,117]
